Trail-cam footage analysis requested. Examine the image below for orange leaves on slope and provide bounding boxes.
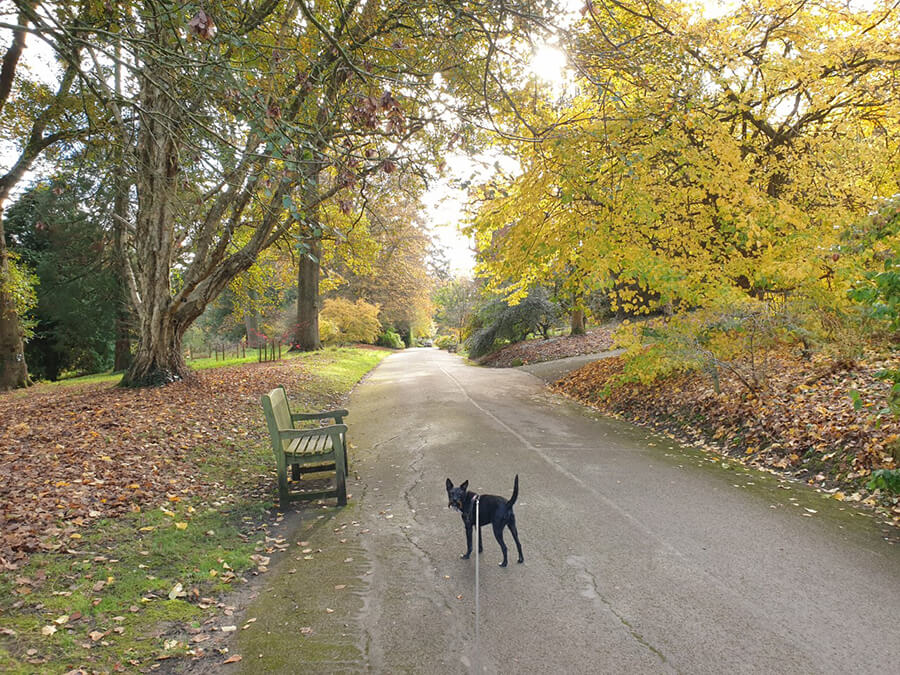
[552,351,899,488]
[481,328,614,368]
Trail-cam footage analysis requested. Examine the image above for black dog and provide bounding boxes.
[446,475,524,567]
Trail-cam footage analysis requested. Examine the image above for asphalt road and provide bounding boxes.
[292,348,900,673]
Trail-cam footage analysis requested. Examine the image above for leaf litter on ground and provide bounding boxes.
[0,358,347,568]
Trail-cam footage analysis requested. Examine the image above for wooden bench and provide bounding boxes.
[260,385,349,509]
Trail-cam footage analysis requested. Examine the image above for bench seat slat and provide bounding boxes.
[286,433,333,457]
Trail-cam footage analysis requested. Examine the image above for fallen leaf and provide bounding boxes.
[168,583,185,600]
[41,625,57,636]
[223,654,242,664]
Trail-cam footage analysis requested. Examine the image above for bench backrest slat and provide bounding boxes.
[261,388,293,455]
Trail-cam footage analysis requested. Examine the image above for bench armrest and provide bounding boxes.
[277,424,348,439]
[290,409,348,422]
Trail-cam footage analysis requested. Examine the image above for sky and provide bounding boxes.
[422,44,570,277]
[422,151,520,278]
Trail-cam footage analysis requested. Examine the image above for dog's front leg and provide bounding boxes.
[461,522,473,560]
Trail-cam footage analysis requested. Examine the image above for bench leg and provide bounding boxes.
[334,438,347,507]
[291,463,301,481]
[277,466,289,510]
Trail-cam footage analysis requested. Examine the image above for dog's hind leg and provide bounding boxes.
[492,522,509,567]
[508,515,524,564]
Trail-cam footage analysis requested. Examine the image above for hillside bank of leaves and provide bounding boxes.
[552,350,900,530]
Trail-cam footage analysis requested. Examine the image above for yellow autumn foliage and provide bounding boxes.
[320,298,382,345]
[468,0,900,320]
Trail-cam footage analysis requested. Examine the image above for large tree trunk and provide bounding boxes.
[294,236,322,350]
[112,153,132,372]
[0,15,67,390]
[123,309,189,386]
[0,212,29,389]
[244,309,262,348]
[120,70,185,386]
[570,308,586,336]
[293,157,323,351]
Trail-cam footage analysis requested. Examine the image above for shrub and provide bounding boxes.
[377,329,404,349]
[320,298,382,344]
[848,199,900,331]
[614,295,800,393]
[1,251,37,338]
[464,287,560,358]
[434,335,458,350]
[867,469,900,495]
[319,318,341,345]
[465,325,498,358]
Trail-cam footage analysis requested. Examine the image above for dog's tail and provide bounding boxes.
[509,474,519,507]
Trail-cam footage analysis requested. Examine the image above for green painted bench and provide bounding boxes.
[260,385,349,509]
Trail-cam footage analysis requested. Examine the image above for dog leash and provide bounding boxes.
[474,494,480,671]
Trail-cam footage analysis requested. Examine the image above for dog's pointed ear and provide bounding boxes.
[446,478,453,491]
[460,480,468,491]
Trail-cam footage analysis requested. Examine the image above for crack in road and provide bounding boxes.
[566,555,677,673]
[396,434,480,665]
[357,425,476,672]
[398,438,439,564]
